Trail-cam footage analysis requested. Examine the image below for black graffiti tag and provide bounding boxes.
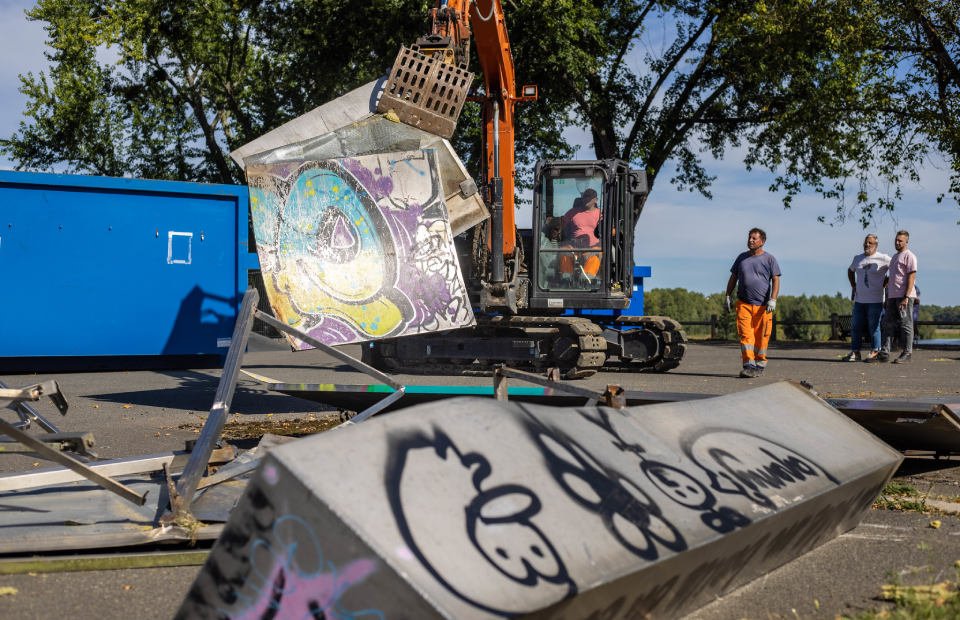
[681,428,841,510]
[385,429,577,616]
[529,421,688,561]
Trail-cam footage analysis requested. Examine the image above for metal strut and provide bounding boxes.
[0,381,147,506]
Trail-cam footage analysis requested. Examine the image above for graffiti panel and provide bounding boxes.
[179,383,902,620]
[246,150,474,349]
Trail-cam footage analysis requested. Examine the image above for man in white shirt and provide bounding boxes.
[843,234,890,361]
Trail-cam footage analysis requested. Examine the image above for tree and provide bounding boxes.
[5,0,956,226]
[869,1,960,214]
[1,0,429,184]
[501,0,934,224]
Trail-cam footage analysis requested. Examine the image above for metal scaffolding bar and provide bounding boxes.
[162,289,259,523]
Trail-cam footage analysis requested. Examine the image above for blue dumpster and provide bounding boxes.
[0,171,257,371]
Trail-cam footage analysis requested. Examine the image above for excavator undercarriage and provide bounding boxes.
[363,315,687,379]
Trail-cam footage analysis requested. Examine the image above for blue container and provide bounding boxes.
[566,265,651,317]
[0,171,256,371]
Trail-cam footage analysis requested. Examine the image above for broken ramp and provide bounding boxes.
[177,382,901,620]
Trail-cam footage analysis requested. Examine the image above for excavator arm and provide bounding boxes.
[417,0,536,277]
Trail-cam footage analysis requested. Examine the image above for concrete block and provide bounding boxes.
[178,382,901,619]
[242,115,487,235]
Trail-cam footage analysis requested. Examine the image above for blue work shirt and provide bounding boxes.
[731,251,781,306]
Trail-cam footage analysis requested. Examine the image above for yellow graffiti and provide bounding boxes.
[275,265,402,338]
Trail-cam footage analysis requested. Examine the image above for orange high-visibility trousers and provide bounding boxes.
[559,251,601,277]
[736,301,772,368]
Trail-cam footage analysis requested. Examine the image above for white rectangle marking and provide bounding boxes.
[167,231,193,265]
[217,338,232,348]
[547,299,563,308]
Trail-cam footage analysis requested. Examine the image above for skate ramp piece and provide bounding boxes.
[229,78,387,168]
[826,397,960,453]
[242,115,487,235]
[177,382,901,620]
[263,381,717,412]
[246,150,475,350]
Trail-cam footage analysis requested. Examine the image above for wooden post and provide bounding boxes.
[711,314,718,339]
[830,313,840,341]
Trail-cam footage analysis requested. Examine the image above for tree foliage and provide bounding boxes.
[0,0,429,184]
[646,287,960,341]
[2,0,957,225]
[505,0,959,224]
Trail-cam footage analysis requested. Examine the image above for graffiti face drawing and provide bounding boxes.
[386,430,576,616]
[531,427,687,561]
[250,160,412,341]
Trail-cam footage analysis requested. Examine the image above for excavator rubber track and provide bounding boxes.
[364,315,687,379]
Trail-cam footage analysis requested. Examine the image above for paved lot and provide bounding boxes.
[1,340,959,619]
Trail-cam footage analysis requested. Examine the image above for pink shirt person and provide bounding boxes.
[888,249,917,298]
[562,188,601,247]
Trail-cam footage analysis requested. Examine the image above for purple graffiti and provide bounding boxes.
[341,158,394,201]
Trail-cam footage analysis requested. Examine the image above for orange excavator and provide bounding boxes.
[365,0,689,378]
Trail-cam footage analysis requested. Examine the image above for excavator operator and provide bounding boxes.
[559,188,602,285]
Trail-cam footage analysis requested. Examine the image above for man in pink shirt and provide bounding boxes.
[868,230,918,363]
[559,188,602,283]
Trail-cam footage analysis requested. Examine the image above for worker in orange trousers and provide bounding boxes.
[724,228,781,378]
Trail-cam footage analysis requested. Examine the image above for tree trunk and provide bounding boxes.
[187,95,236,185]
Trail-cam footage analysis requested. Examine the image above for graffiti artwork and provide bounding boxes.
[246,150,474,349]
[180,383,902,620]
[386,430,577,616]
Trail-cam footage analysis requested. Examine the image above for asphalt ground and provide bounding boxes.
[1,339,959,619]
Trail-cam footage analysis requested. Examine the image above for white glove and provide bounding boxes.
[724,296,733,312]
[766,298,777,313]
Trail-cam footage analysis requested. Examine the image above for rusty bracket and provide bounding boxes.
[603,385,627,409]
[0,380,69,415]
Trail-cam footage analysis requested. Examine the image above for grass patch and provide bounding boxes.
[875,484,928,513]
[843,582,960,619]
[887,484,922,497]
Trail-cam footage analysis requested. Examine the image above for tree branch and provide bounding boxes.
[623,14,716,161]
[605,0,658,91]
[905,0,960,89]
[662,80,732,157]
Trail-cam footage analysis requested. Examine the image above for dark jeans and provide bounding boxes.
[850,301,882,352]
[881,297,913,355]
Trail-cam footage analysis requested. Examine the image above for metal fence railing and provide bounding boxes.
[677,314,960,342]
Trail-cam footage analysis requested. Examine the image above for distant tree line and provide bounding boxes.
[645,288,960,341]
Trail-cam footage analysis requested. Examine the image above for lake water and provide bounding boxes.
[918,339,960,346]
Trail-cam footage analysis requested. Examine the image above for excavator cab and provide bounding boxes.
[527,159,646,312]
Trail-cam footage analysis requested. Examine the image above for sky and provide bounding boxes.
[2,1,958,306]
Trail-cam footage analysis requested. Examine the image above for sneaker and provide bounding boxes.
[862,351,879,362]
[739,366,758,378]
[842,352,861,362]
[864,352,889,363]
[892,352,912,364]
